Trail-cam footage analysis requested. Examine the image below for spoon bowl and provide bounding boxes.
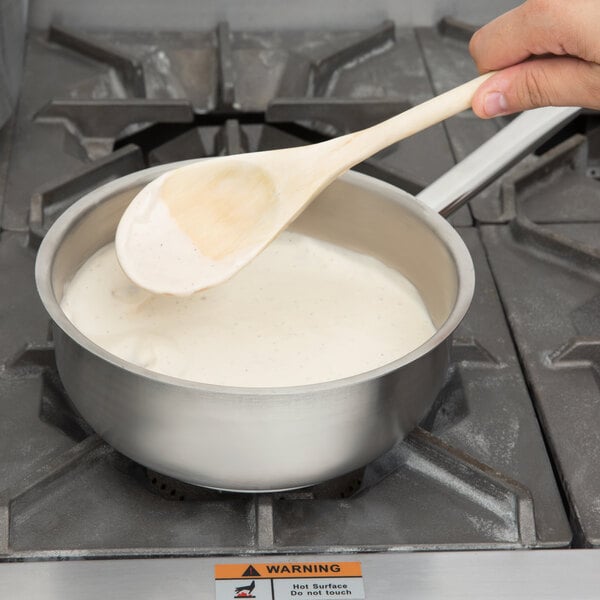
[116,156,285,294]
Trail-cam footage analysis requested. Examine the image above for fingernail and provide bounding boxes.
[483,91,508,117]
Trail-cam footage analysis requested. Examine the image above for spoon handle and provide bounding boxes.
[321,72,494,175]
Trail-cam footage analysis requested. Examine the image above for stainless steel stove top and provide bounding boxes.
[1,14,600,597]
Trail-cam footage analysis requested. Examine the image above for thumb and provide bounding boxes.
[471,57,600,118]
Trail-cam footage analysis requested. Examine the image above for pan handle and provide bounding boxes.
[415,106,581,216]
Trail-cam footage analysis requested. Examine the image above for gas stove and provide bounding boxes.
[1,12,600,599]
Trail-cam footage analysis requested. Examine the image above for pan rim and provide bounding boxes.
[35,161,475,396]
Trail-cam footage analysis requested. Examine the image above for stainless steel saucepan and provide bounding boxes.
[35,106,578,492]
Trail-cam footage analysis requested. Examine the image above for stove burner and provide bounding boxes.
[3,15,592,560]
[19,16,430,238]
[143,468,365,502]
[145,470,227,502]
[479,131,600,547]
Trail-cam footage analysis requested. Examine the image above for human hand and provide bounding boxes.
[469,0,600,118]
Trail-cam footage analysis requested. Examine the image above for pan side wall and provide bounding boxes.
[53,321,451,492]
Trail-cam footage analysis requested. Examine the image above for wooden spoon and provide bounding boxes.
[116,72,493,295]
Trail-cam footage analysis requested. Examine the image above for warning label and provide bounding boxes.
[215,562,365,600]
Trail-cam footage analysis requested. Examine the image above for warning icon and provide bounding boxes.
[242,565,261,577]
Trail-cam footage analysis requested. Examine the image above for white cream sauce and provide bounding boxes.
[61,232,436,387]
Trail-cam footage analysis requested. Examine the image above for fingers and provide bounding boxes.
[471,56,600,117]
[470,0,600,72]
[469,3,536,72]
[469,0,600,116]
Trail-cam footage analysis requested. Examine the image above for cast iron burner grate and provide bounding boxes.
[25,17,429,235]
[0,326,569,558]
[1,16,591,560]
[479,132,600,547]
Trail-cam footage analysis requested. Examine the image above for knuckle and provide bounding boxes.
[519,68,553,107]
